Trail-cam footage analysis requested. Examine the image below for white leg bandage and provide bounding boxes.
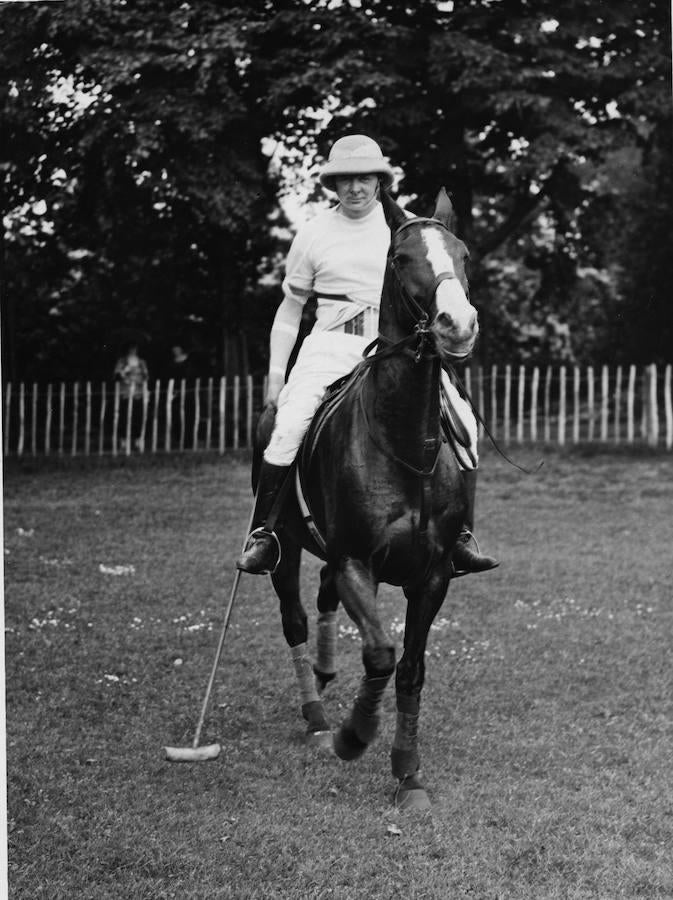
[290,642,320,707]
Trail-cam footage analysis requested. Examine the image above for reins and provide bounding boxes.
[357,215,543,476]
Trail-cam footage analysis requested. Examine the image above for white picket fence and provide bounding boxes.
[3,363,672,458]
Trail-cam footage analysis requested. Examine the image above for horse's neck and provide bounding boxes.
[367,272,442,464]
[367,351,442,468]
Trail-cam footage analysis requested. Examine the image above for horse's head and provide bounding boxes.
[381,189,478,362]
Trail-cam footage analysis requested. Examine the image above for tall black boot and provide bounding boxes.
[451,469,499,576]
[236,461,291,574]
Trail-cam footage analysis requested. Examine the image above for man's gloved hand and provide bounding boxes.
[256,401,277,452]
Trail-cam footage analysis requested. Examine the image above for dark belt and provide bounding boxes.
[314,291,367,338]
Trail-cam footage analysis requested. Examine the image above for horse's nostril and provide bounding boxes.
[436,312,452,329]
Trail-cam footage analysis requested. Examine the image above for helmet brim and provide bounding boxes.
[319,158,395,192]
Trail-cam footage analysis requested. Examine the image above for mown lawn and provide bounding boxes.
[4,448,673,899]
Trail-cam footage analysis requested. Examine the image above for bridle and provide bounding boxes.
[370,216,472,365]
[354,216,475,479]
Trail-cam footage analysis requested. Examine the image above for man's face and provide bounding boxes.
[334,174,379,218]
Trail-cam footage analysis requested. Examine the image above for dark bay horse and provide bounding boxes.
[262,188,479,810]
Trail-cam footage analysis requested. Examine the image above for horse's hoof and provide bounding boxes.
[306,729,333,753]
[394,777,431,812]
[395,787,431,811]
[333,723,368,761]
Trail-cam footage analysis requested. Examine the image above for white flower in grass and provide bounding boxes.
[99,564,136,576]
[40,556,73,568]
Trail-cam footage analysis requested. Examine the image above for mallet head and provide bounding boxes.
[164,743,221,762]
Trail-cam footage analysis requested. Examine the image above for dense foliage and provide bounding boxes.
[1,0,670,381]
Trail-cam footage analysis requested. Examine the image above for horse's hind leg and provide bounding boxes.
[332,558,395,761]
[392,569,450,811]
[314,565,339,693]
[272,538,331,750]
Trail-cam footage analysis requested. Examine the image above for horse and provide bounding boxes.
[257,188,479,810]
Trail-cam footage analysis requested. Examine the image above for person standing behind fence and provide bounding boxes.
[168,343,202,449]
[114,343,149,450]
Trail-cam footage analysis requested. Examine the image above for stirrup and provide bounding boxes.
[237,527,282,575]
[450,529,499,578]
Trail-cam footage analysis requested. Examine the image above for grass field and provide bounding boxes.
[4,448,673,899]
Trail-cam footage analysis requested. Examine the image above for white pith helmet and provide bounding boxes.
[319,134,395,192]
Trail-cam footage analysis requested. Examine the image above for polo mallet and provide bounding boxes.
[164,502,257,762]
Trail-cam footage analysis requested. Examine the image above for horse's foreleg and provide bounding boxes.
[333,557,395,761]
[314,564,339,693]
[392,569,450,810]
[272,539,331,749]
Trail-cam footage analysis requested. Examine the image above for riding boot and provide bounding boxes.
[451,469,500,576]
[236,461,291,575]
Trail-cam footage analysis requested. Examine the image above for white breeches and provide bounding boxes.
[264,330,478,468]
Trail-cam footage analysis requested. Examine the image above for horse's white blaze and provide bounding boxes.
[421,229,476,340]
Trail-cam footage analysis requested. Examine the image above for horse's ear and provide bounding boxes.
[380,190,408,233]
[433,187,456,231]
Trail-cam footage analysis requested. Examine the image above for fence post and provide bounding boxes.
[85,382,92,457]
[504,364,511,444]
[151,380,160,453]
[219,376,226,453]
[627,365,636,443]
[586,366,594,442]
[246,374,254,449]
[543,365,552,443]
[112,382,120,456]
[177,380,186,451]
[124,384,134,455]
[31,383,38,457]
[46,383,53,456]
[648,363,659,447]
[490,364,498,439]
[614,365,622,444]
[558,366,566,446]
[98,382,107,456]
[58,382,66,456]
[530,366,539,442]
[206,377,214,450]
[139,383,149,453]
[3,382,11,456]
[572,366,580,443]
[600,365,609,442]
[516,365,525,444]
[193,377,201,451]
[17,382,25,457]
[664,364,672,450]
[165,379,174,452]
[71,382,79,456]
[233,375,240,450]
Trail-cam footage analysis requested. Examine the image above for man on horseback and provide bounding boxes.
[237,134,498,578]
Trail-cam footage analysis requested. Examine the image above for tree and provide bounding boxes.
[1,0,670,380]
[1,0,281,380]
[247,0,671,362]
